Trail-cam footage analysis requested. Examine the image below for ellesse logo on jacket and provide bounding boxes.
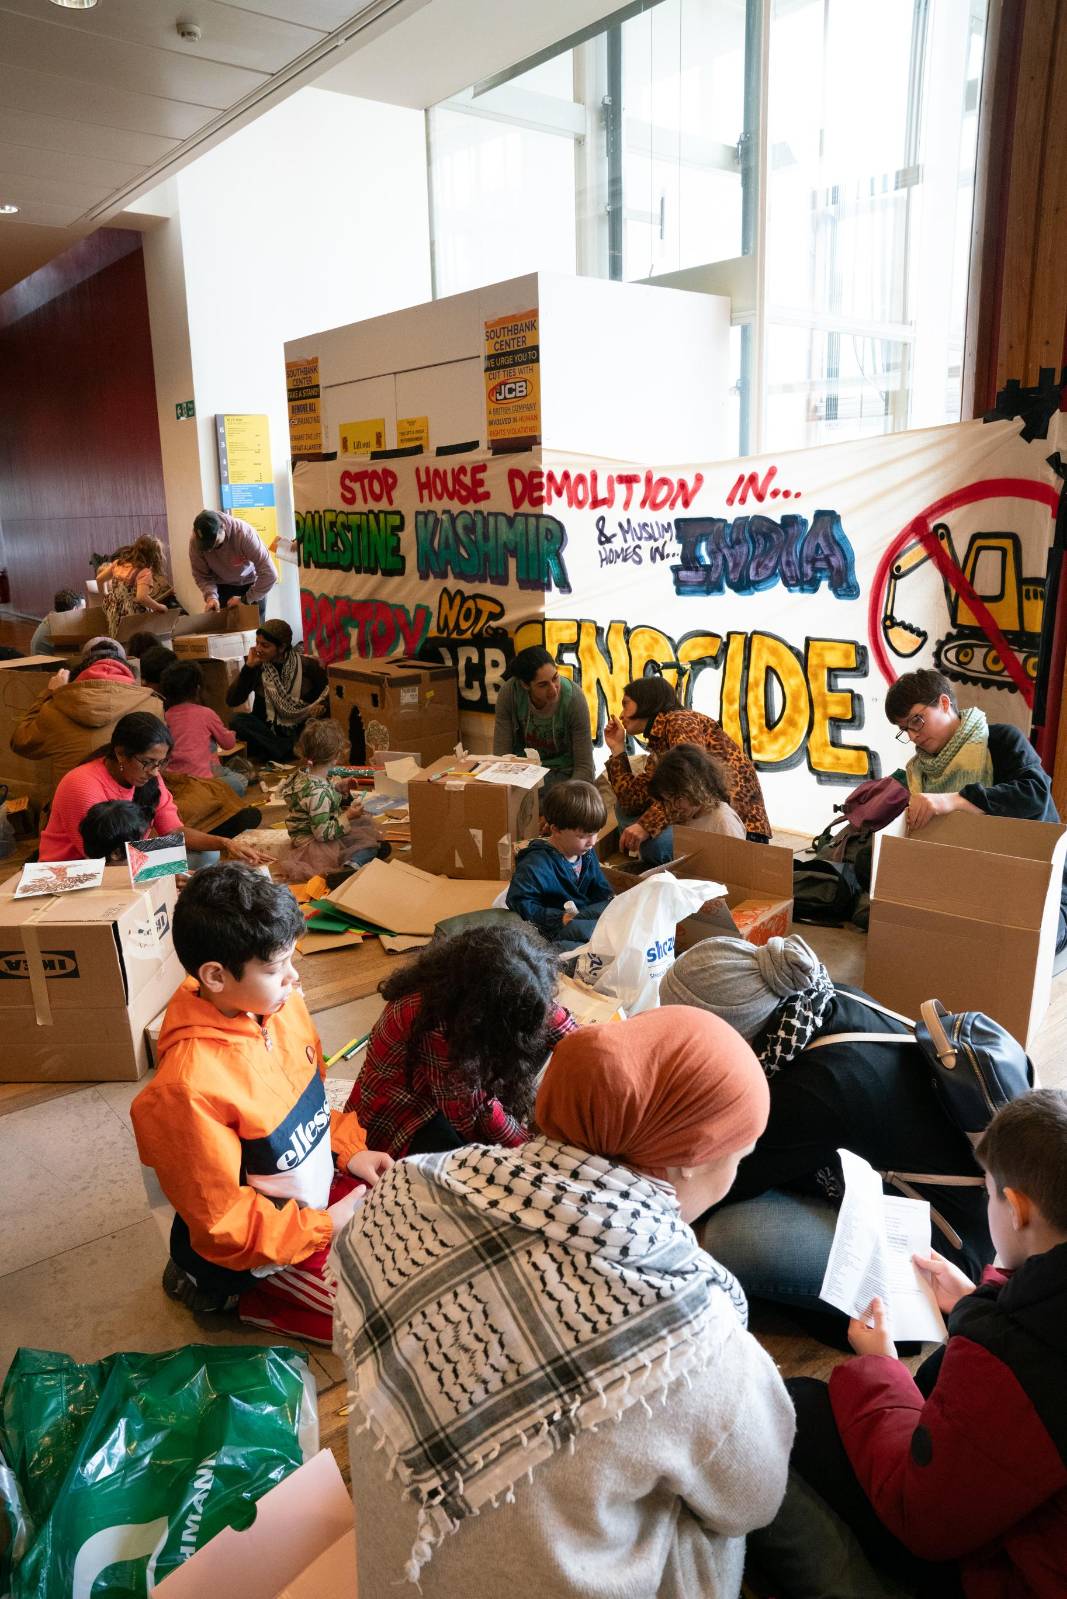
[239,1071,334,1210]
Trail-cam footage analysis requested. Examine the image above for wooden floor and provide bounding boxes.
[3,610,1065,1481]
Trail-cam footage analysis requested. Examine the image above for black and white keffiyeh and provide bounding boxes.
[756,967,834,1076]
[331,1137,747,1583]
[260,648,328,728]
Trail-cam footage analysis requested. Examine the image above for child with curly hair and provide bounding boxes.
[646,742,747,838]
[346,923,577,1158]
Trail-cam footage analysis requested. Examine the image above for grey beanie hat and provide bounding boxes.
[659,934,829,1038]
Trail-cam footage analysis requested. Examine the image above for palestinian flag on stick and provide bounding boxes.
[126,832,188,885]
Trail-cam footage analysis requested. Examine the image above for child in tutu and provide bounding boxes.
[275,718,383,880]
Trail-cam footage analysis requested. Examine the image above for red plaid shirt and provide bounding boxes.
[346,993,577,1157]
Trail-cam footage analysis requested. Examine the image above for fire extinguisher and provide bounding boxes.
[0,569,9,604]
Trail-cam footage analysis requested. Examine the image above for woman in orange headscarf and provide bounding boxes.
[332,1007,795,1598]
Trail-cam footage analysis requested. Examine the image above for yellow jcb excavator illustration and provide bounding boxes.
[882,523,1044,689]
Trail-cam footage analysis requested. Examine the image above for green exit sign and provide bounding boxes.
[175,400,196,420]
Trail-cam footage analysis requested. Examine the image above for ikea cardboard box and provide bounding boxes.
[670,827,795,951]
[864,810,1067,1046]
[0,865,183,1081]
[328,657,458,765]
[155,1449,356,1598]
[408,756,542,879]
[0,656,68,804]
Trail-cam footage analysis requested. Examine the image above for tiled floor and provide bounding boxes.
[0,992,385,1390]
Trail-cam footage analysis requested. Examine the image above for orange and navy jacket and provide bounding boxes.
[131,978,368,1273]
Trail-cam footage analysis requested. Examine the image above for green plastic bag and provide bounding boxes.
[0,1344,317,1599]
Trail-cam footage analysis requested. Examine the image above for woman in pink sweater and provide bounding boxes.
[40,712,265,865]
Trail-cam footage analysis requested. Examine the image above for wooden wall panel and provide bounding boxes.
[0,241,166,618]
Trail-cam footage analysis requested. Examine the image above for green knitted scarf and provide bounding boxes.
[906,704,994,794]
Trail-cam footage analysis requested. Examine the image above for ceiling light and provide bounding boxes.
[0,203,19,216]
[50,0,99,9]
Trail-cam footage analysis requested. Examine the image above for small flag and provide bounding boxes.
[126,832,188,885]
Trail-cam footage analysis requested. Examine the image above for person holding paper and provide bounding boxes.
[492,645,595,790]
[333,1007,795,1596]
[886,667,1067,951]
[660,935,995,1320]
[750,1089,1067,1598]
[604,676,770,865]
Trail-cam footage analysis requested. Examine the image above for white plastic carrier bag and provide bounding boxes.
[568,872,727,1014]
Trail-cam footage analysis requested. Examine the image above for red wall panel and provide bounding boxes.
[0,238,166,617]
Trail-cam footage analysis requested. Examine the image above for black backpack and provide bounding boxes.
[807,994,1035,1248]
[792,856,862,926]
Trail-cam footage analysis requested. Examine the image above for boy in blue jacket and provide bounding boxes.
[507,779,614,949]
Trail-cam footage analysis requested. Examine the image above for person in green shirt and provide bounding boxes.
[493,645,595,792]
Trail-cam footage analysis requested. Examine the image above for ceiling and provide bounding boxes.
[0,0,429,295]
[0,0,634,299]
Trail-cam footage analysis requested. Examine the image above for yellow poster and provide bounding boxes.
[339,418,387,455]
[397,415,430,451]
[222,414,270,484]
[239,504,279,558]
[483,309,541,449]
[286,357,323,456]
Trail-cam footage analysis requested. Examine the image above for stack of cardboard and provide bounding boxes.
[324,858,508,937]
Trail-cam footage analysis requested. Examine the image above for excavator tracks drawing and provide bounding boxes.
[881,522,1043,691]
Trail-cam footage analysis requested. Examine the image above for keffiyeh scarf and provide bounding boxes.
[906,704,993,795]
[756,964,834,1075]
[260,649,328,728]
[332,1137,747,1584]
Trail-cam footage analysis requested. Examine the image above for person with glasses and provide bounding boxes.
[38,711,265,866]
[886,668,1067,951]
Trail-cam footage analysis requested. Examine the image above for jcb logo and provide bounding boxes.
[490,379,528,403]
[0,950,79,979]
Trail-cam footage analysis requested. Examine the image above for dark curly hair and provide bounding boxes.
[379,923,562,1123]
[648,743,732,809]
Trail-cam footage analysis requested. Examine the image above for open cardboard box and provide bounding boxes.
[408,755,542,879]
[328,857,507,936]
[865,809,1067,1046]
[155,1449,356,1598]
[0,864,183,1081]
[328,657,458,765]
[605,829,794,950]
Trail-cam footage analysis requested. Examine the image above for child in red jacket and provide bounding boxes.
[132,864,391,1344]
[750,1089,1067,1597]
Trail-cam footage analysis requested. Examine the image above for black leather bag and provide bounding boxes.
[913,999,1035,1147]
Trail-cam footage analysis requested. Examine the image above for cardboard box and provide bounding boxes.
[407,756,542,879]
[0,656,76,804]
[0,865,183,1081]
[328,857,508,935]
[155,1449,356,1598]
[670,827,795,951]
[173,629,257,661]
[864,810,1067,1046]
[197,658,248,721]
[328,658,458,765]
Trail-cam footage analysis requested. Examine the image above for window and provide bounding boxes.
[428,0,987,453]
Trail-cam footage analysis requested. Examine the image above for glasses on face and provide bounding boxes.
[131,754,169,773]
[894,710,931,743]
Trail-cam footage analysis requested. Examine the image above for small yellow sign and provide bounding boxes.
[222,414,270,485]
[339,418,387,455]
[239,504,280,572]
[397,415,430,451]
[286,357,323,456]
[484,309,541,449]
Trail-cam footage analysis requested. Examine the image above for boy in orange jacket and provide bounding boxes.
[132,864,390,1344]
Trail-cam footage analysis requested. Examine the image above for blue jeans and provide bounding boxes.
[216,763,249,797]
[700,1189,838,1312]
[613,805,675,867]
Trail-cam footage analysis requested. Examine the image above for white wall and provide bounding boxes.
[134,86,432,626]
